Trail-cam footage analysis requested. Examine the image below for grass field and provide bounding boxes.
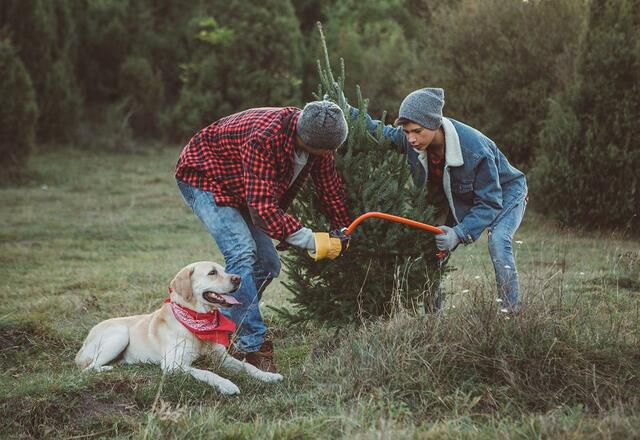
[1,146,639,439]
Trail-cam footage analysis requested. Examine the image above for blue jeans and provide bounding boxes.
[176,180,281,352]
[487,198,527,311]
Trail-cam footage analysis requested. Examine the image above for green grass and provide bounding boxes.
[1,146,639,439]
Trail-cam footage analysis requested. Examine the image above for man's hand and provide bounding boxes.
[284,227,350,260]
[309,228,350,261]
[435,226,460,252]
[329,227,351,257]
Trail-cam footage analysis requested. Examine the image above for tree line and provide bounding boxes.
[1,0,638,231]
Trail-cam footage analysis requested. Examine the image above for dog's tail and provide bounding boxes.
[75,354,90,370]
[75,340,93,369]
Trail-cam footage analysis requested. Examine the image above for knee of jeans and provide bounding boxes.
[223,246,258,274]
[260,254,281,278]
[488,230,513,261]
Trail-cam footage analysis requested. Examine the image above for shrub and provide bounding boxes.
[531,0,640,233]
[301,286,640,418]
[75,0,129,102]
[0,0,82,141]
[322,0,422,117]
[418,0,585,169]
[39,55,83,141]
[0,40,38,176]
[118,55,165,135]
[161,0,303,141]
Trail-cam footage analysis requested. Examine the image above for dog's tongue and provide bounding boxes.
[220,294,241,305]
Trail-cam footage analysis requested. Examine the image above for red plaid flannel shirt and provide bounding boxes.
[428,150,445,189]
[175,107,351,240]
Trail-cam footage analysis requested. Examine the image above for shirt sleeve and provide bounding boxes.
[347,106,407,152]
[311,152,352,230]
[453,153,503,244]
[243,138,303,240]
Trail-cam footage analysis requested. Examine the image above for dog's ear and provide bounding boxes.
[170,266,194,300]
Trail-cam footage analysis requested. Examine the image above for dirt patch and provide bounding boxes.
[72,389,139,425]
[0,321,64,355]
[0,376,146,438]
[0,321,72,376]
[594,274,640,291]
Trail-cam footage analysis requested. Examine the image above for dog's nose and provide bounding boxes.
[231,275,241,286]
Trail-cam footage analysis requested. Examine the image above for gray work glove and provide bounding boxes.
[435,226,460,252]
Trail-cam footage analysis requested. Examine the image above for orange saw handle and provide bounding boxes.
[344,212,444,236]
[343,212,447,260]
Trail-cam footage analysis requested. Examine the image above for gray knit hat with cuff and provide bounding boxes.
[396,87,445,129]
[297,101,348,150]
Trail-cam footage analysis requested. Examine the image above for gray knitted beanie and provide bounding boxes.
[296,101,348,150]
[396,88,445,129]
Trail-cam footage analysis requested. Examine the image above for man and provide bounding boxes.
[340,87,527,312]
[175,101,351,372]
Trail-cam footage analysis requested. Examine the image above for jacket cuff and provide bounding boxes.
[453,224,474,245]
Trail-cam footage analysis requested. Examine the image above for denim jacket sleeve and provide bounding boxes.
[348,106,407,152]
[453,149,503,243]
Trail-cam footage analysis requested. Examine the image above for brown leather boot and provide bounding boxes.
[228,344,244,361]
[229,341,277,373]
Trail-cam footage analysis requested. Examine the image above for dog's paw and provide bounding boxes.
[215,378,240,395]
[95,365,114,372]
[258,372,284,383]
[83,365,113,373]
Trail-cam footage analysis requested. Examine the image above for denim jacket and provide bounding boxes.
[355,109,527,244]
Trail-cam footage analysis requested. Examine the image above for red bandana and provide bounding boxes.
[164,299,236,347]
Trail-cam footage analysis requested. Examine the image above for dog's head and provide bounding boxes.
[169,261,241,310]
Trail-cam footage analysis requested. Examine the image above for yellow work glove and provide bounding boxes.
[308,228,350,261]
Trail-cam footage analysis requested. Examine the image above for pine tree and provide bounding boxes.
[0,0,83,142]
[417,0,584,169]
[161,0,303,141]
[531,0,640,233]
[0,39,37,175]
[321,0,421,117]
[0,0,82,141]
[275,25,446,325]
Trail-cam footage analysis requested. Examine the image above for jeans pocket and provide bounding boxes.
[176,179,196,207]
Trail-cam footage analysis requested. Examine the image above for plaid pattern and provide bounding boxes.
[176,107,351,240]
[428,151,444,177]
[428,150,445,186]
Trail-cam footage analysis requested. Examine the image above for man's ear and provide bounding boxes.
[170,266,194,300]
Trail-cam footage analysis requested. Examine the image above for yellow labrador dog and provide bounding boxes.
[75,261,283,395]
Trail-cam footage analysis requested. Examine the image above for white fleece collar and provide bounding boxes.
[413,117,463,171]
[441,117,463,167]
[411,118,463,223]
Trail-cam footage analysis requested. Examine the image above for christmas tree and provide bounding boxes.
[275,24,447,325]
